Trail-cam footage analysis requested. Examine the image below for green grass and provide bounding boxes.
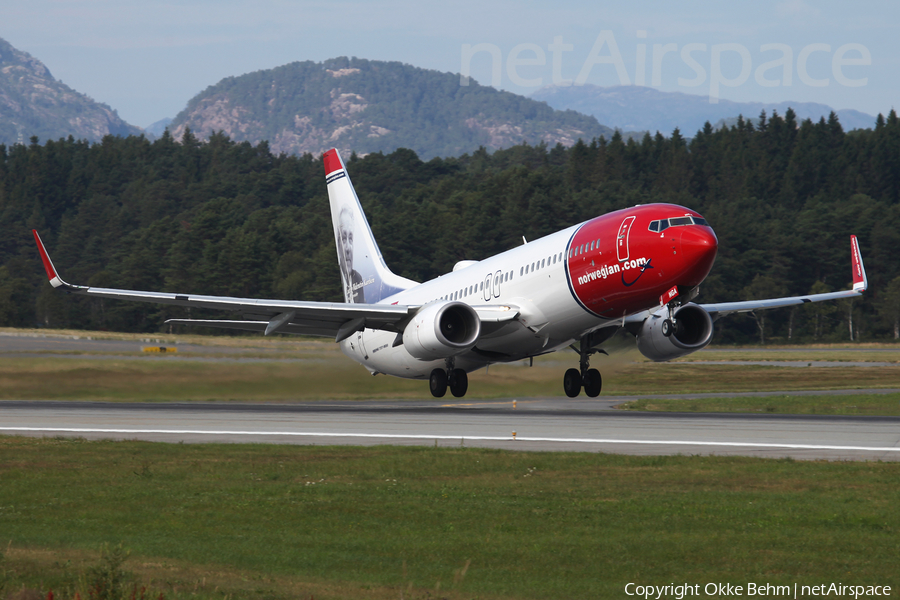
[1,437,899,599]
[618,392,900,415]
[3,356,900,403]
[5,328,900,412]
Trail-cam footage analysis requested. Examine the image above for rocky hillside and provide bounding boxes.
[0,38,142,146]
[170,58,614,159]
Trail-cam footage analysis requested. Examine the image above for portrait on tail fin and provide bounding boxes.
[324,148,415,304]
[337,205,366,303]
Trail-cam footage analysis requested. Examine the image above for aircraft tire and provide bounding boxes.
[583,368,602,397]
[429,369,448,398]
[449,369,468,397]
[563,368,582,398]
[661,319,674,337]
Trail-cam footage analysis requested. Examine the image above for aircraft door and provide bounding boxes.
[483,273,493,302]
[493,270,502,298]
[617,216,636,262]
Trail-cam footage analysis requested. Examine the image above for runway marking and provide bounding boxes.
[2,427,899,453]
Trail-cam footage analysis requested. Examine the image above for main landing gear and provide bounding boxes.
[563,336,603,398]
[429,359,468,398]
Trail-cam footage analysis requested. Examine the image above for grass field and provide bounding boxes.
[3,328,900,412]
[1,437,898,599]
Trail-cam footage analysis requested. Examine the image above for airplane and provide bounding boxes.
[33,148,868,399]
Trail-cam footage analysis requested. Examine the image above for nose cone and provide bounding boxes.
[679,226,718,286]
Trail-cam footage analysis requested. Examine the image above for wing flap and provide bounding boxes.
[34,229,414,337]
[164,319,340,338]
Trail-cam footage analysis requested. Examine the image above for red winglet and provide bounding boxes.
[851,235,867,292]
[33,230,60,284]
[323,148,343,176]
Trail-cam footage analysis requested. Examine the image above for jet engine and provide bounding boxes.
[636,303,714,361]
[403,301,481,361]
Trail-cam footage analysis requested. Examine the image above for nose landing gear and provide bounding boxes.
[563,336,604,398]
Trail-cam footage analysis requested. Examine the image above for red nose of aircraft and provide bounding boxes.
[679,225,718,286]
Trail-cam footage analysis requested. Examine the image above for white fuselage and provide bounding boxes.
[339,224,613,379]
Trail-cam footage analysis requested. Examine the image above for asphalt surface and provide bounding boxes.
[2,332,899,460]
[2,398,899,461]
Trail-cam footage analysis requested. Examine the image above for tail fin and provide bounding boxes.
[324,149,416,304]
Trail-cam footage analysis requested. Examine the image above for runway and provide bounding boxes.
[2,398,899,461]
[2,332,899,460]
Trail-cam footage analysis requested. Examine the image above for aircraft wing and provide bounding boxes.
[699,235,867,318]
[33,230,412,341]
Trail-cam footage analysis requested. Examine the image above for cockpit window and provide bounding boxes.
[649,215,709,232]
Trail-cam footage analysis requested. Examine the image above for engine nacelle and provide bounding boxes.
[636,303,714,362]
[403,301,481,361]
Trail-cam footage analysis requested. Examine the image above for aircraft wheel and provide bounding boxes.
[449,369,468,397]
[563,368,582,398]
[661,319,674,337]
[583,368,602,397]
[429,368,448,398]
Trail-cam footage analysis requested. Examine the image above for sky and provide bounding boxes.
[3,0,898,129]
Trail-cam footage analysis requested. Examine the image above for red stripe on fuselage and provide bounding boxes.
[565,204,717,318]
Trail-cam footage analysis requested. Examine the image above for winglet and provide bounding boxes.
[33,230,68,289]
[851,235,867,292]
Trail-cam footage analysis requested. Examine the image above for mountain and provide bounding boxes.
[169,57,614,159]
[531,85,878,136]
[144,117,173,139]
[0,37,143,146]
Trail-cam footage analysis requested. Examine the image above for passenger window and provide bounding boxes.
[541,259,545,268]
[552,255,556,264]
[590,241,594,251]
[520,267,523,276]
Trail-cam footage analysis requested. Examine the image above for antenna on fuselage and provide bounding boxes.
[522,236,528,245]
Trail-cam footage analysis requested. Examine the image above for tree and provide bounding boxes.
[742,274,786,344]
[876,276,900,339]
[804,281,838,340]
